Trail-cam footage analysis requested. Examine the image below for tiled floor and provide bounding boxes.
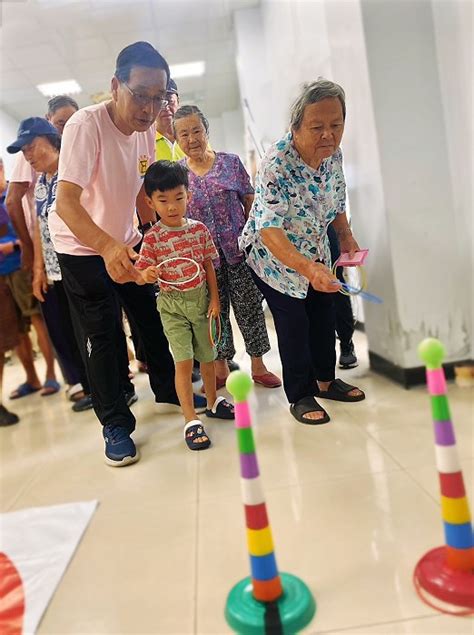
[1,328,473,634]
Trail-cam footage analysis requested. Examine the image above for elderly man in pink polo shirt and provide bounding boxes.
[53,42,206,467]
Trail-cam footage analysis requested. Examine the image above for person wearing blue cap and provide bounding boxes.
[6,117,60,154]
[5,96,80,274]
[6,117,96,409]
[1,119,64,400]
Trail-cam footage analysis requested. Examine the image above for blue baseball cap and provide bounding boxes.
[7,117,59,154]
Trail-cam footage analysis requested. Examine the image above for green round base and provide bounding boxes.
[225,572,316,634]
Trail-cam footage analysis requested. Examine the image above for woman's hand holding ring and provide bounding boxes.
[308,262,340,293]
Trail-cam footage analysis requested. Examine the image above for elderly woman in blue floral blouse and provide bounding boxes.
[240,79,365,425]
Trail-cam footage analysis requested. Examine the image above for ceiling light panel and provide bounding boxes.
[169,61,205,79]
[37,79,82,97]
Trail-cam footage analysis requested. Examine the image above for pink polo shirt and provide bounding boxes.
[10,153,37,237]
[50,102,155,256]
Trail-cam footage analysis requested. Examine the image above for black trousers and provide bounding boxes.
[57,253,178,432]
[334,266,355,350]
[327,224,354,350]
[40,280,90,392]
[252,273,336,404]
[124,304,147,363]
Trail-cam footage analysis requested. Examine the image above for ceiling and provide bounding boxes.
[0,0,260,122]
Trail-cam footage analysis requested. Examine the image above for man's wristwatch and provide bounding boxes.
[141,221,155,233]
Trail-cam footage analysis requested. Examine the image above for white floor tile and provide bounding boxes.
[1,329,472,635]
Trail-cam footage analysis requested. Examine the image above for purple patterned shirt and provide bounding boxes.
[182,152,254,268]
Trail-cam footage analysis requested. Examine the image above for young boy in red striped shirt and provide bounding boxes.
[136,161,234,450]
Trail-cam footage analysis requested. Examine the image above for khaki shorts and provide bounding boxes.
[4,269,40,320]
[157,284,215,364]
[0,276,20,353]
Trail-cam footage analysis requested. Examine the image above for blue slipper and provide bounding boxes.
[9,382,41,400]
[40,379,61,396]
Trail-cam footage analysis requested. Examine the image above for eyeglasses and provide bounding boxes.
[122,82,169,110]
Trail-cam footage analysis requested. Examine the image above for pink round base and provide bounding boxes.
[414,546,474,614]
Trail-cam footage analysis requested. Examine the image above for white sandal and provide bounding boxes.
[66,383,84,402]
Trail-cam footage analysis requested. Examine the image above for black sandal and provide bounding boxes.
[184,421,211,451]
[289,396,330,425]
[205,396,235,420]
[316,378,365,402]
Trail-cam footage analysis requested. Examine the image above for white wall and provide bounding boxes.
[234,0,473,369]
[234,7,273,151]
[221,109,245,159]
[207,115,226,153]
[432,0,473,357]
[209,108,246,159]
[0,109,20,177]
[359,0,471,366]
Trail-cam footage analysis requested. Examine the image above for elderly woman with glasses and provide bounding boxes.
[173,105,281,390]
[240,79,365,425]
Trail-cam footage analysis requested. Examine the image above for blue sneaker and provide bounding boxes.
[103,424,139,467]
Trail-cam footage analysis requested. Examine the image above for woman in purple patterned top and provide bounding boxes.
[174,105,281,389]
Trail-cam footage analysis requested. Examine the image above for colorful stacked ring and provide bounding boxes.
[225,372,316,633]
[414,338,474,614]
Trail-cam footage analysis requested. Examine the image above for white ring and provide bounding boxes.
[156,256,200,287]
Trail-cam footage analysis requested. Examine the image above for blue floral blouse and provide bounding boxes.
[240,132,346,299]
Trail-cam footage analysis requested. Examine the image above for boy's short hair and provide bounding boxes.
[144,160,189,197]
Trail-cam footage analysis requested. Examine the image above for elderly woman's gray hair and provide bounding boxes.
[173,105,209,136]
[290,79,346,130]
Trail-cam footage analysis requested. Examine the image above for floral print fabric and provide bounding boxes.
[35,173,62,281]
[240,132,346,299]
[183,152,254,268]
